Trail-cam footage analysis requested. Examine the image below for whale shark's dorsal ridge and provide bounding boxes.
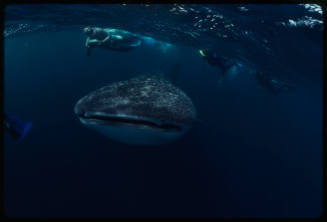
[74,75,196,145]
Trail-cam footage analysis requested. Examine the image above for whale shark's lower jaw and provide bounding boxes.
[77,112,184,131]
[87,123,188,145]
[76,113,189,145]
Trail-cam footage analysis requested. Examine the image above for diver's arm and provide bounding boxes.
[86,46,91,56]
[85,37,90,48]
[88,39,101,47]
[97,35,110,45]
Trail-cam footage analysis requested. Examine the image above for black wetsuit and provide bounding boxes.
[89,28,108,41]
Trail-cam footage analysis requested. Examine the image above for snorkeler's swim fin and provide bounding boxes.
[4,113,32,140]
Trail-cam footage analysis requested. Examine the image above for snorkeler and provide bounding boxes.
[83,26,142,56]
[199,49,242,83]
[255,71,295,94]
[4,113,32,140]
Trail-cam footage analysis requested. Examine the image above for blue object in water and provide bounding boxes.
[4,113,32,140]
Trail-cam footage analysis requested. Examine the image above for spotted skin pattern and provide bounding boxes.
[74,75,196,128]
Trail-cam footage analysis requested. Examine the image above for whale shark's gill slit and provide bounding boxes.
[79,114,182,131]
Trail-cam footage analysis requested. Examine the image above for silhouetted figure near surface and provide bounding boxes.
[255,71,295,94]
[83,26,142,55]
[199,48,243,83]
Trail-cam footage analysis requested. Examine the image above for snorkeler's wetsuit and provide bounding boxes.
[87,28,142,51]
[204,51,236,74]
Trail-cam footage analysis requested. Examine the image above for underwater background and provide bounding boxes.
[4,4,323,218]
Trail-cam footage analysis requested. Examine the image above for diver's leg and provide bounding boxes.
[86,39,101,56]
[87,39,100,47]
[86,47,91,56]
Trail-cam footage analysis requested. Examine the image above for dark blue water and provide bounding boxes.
[4,4,323,218]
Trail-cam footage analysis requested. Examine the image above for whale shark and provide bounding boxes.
[74,75,196,145]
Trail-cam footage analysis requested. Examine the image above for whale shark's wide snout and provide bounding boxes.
[75,110,184,132]
[74,75,196,145]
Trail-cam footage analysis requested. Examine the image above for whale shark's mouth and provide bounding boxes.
[77,112,183,131]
